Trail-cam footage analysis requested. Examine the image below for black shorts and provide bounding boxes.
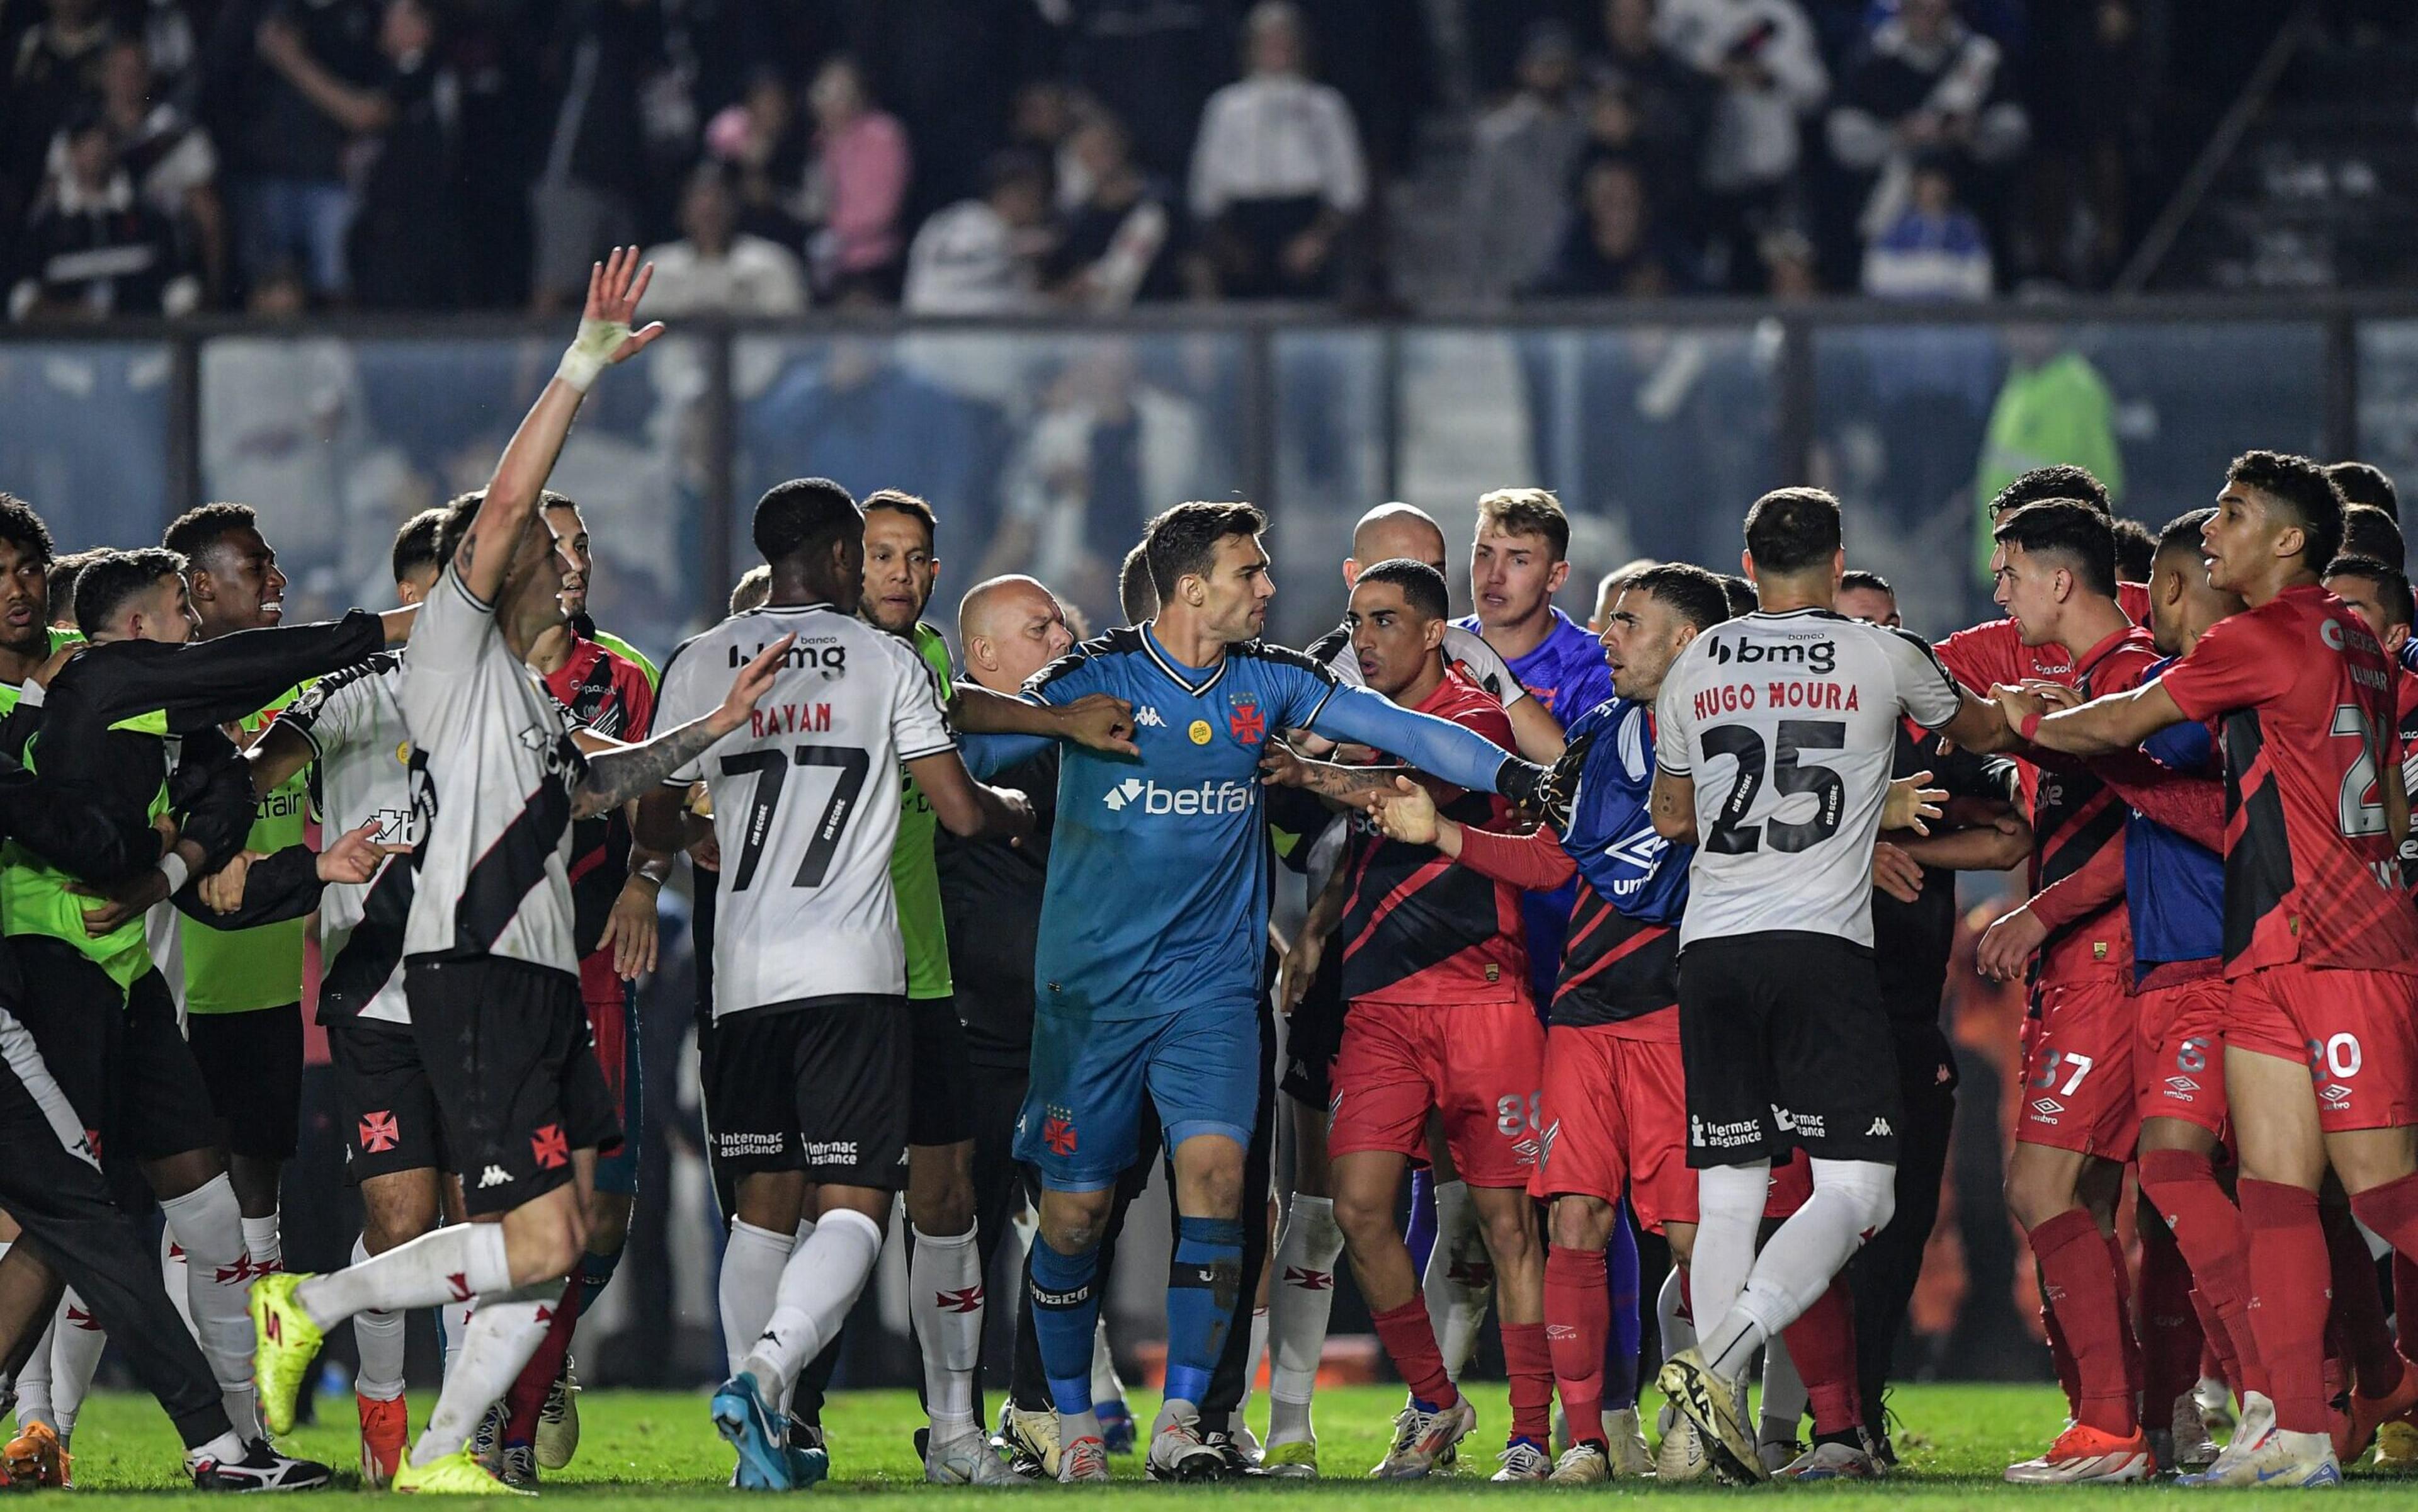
[406,957,622,1218]
[11,941,220,1166]
[909,996,975,1148]
[186,1004,304,1161]
[1677,931,1902,1169]
[1277,942,1346,1110]
[327,1013,450,1183]
[704,995,909,1191]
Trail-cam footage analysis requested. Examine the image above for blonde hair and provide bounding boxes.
[1475,487,1570,561]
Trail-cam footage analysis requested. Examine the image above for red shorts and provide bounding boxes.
[1529,1019,1694,1232]
[1330,996,1543,1188]
[2018,977,2138,1159]
[2228,963,2418,1132]
[1764,1151,1813,1218]
[2132,976,2228,1136]
[579,949,633,1125]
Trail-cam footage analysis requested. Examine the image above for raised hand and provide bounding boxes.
[1365,774,1441,846]
[1056,693,1139,756]
[1883,770,1947,836]
[317,821,408,887]
[1872,840,1924,904]
[711,634,796,736]
[586,246,665,365]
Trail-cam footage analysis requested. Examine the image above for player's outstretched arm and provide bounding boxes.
[461,247,662,604]
[2007,678,2188,758]
[246,720,315,799]
[953,684,1138,756]
[1506,696,1567,764]
[1937,686,2020,753]
[905,750,1033,841]
[1305,683,1552,807]
[1649,770,1697,844]
[572,634,790,819]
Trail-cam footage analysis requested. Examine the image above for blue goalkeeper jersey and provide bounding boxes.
[2125,658,2225,974]
[1022,623,1517,1020]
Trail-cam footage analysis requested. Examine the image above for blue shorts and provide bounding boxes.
[1015,1001,1259,1191]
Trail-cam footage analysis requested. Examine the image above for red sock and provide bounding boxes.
[2239,1179,2334,1434]
[1372,1295,1458,1409]
[2103,1227,2142,1406]
[1779,1278,1862,1437]
[2028,1208,2139,1435]
[2397,1251,2418,1364]
[2322,1202,2405,1399]
[1501,1321,1555,1445]
[1543,1246,1608,1440]
[2138,1146,2265,1400]
[2043,1289,2083,1417]
[2135,1215,2203,1421]
[502,1278,583,1447]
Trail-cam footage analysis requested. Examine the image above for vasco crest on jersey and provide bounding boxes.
[1226,690,1266,746]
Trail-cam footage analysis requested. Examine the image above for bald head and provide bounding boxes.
[1346,503,1448,588]
[959,574,1074,693]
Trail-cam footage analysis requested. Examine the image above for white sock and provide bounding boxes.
[50,1292,108,1440]
[14,1305,55,1430]
[241,1212,281,1272]
[719,1220,795,1378]
[350,1237,409,1402]
[1238,1305,1269,1423]
[783,1217,815,1421]
[1759,1332,1805,1445]
[184,1428,247,1473]
[159,1174,264,1441]
[1089,1317,1123,1406]
[1424,1180,1493,1379]
[412,1283,555,1467]
[1689,1162,1769,1363]
[298,1221,513,1329]
[1701,1161,1892,1379]
[162,1224,195,1334]
[742,1209,883,1400]
[910,1225,984,1441]
[1659,1265,1697,1358]
[1268,1194,1343,1445]
[441,1297,475,1382]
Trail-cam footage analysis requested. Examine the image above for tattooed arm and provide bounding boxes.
[1256,738,1416,805]
[571,635,792,818]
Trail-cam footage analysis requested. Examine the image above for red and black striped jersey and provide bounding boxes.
[2161,584,2418,978]
[1549,880,1679,1028]
[1338,671,1529,1006]
[540,634,656,957]
[2024,624,2160,984]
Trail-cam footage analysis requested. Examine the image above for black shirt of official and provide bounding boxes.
[1871,721,2019,1027]
[937,744,1058,1069]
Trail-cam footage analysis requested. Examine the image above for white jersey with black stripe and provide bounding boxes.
[398,567,586,977]
[273,651,418,1023]
[1654,608,1963,949]
[655,603,956,1018]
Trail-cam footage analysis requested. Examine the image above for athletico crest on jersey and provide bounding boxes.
[1655,609,1963,948]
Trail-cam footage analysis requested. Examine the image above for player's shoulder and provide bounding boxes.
[587,627,660,688]
[1026,623,1142,698]
[1305,620,1350,668]
[1431,668,1513,732]
[1574,695,1655,784]
[1232,637,1336,683]
[280,651,399,727]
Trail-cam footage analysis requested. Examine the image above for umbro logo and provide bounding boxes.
[1135,706,1164,728]
[479,1164,511,1188]
[2030,1098,2063,1118]
[2322,1084,2354,1108]
[2165,1075,2199,1098]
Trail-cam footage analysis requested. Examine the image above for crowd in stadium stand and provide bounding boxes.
[0,0,2391,320]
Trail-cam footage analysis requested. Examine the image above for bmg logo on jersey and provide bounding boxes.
[729,638,848,678]
[1706,634,1836,674]
[1101,776,1255,816]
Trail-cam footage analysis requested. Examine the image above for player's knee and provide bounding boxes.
[362,1186,440,1253]
[584,1193,632,1254]
[1040,1190,1112,1254]
[1479,1202,1539,1266]
[907,1182,975,1239]
[1176,1152,1246,1220]
[1548,1195,1615,1252]
[1812,1157,1896,1238]
[2002,1163,2068,1233]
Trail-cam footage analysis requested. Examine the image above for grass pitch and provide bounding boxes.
[43,1382,2418,1505]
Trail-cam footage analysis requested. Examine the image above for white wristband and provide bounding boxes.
[554,317,631,394]
[158,853,190,895]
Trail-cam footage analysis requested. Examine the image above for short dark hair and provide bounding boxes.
[2110,518,2157,583]
[0,493,54,566]
[1630,562,1732,633]
[1742,487,1842,575]
[1839,569,1893,598]
[2328,460,2399,521]
[2158,508,2216,558]
[1118,541,1158,623]
[1475,488,1570,561]
[2341,503,2404,566]
[2228,450,2344,571]
[2323,554,2416,628]
[162,501,259,569]
[752,477,863,569]
[1985,464,2114,521]
[434,492,481,574]
[390,508,447,584]
[1718,573,1759,617]
[1353,558,1450,621]
[1994,499,2119,598]
[74,548,185,636]
[1144,501,1266,603]
[46,549,98,621]
[863,488,938,547]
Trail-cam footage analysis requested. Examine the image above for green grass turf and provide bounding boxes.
[37,1381,2418,1504]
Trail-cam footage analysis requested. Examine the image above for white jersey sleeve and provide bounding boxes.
[1879,626,1966,730]
[1660,611,1922,950]
[882,634,956,760]
[654,634,718,786]
[277,653,417,1023]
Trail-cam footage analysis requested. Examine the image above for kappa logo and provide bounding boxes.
[2030,1097,2064,1118]
[1866,1117,1893,1137]
[1135,706,1165,729]
[360,1109,399,1153]
[479,1164,511,1188]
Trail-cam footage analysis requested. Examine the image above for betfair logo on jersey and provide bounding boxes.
[729,639,848,676]
[1705,634,1836,675]
[1101,776,1254,815]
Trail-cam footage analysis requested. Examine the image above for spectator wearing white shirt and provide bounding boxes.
[1188,1,1366,299]
[641,163,809,403]
[902,149,1053,315]
[1655,0,1826,290]
[1462,22,1588,302]
[1860,156,1992,300]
